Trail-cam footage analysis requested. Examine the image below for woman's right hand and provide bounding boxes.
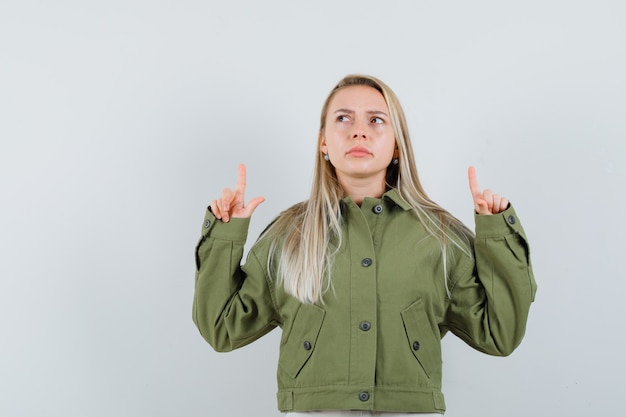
[210,164,265,222]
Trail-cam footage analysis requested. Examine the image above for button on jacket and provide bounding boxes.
[192,189,536,414]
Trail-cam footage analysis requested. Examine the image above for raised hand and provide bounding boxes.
[210,164,265,222]
[468,166,509,215]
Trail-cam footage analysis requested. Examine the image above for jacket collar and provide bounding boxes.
[382,188,412,211]
[340,188,412,211]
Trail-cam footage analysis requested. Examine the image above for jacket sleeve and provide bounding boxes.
[192,208,281,352]
[444,205,537,356]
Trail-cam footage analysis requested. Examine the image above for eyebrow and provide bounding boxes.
[333,108,389,117]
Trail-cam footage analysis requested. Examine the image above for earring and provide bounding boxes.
[324,154,330,161]
[392,158,399,165]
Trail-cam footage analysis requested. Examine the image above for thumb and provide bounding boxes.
[241,196,266,217]
[474,198,491,215]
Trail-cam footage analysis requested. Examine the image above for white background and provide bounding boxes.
[1,1,625,416]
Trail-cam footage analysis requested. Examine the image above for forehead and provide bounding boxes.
[328,85,388,111]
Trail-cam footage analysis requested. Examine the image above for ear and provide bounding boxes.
[319,134,327,154]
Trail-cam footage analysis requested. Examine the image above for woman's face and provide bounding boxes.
[321,85,396,187]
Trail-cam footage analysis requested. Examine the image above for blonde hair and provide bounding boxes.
[264,74,473,304]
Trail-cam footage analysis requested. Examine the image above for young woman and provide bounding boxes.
[193,74,536,416]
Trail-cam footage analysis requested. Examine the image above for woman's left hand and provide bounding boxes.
[468,166,509,215]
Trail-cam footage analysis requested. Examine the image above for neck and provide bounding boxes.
[337,174,386,206]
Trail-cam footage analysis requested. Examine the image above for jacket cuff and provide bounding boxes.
[474,204,524,238]
[200,207,250,242]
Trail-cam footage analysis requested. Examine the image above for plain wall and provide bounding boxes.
[1,1,625,416]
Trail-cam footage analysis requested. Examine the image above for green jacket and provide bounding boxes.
[192,189,536,414]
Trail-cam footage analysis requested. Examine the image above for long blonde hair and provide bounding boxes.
[264,74,473,304]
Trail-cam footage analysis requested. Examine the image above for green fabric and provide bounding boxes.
[193,189,536,414]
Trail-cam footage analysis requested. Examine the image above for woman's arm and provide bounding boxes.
[445,205,536,356]
[192,165,279,352]
[443,167,537,356]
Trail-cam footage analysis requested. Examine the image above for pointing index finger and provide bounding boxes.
[235,163,247,194]
[468,166,482,198]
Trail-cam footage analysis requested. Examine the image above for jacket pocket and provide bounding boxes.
[279,304,326,379]
[400,299,441,378]
[504,233,530,263]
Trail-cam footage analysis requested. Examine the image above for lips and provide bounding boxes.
[346,146,372,157]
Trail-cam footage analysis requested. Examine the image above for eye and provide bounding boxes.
[371,116,384,124]
[336,115,350,122]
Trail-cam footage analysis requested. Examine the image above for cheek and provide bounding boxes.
[323,130,343,148]
[327,125,349,137]
[383,134,397,155]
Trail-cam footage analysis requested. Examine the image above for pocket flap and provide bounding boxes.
[279,304,326,379]
[401,299,441,378]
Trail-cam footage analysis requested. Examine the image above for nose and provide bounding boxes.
[352,119,367,139]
